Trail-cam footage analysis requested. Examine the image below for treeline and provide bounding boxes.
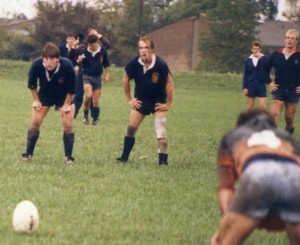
[0,0,279,72]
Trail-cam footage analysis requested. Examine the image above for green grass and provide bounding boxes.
[0,59,295,244]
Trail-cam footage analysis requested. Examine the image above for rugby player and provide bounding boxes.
[211,109,300,245]
[242,41,268,110]
[116,36,174,165]
[76,34,110,125]
[21,42,76,165]
[265,29,300,135]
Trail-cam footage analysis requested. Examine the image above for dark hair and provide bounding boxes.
[42,42,60,58]
[137,36,155,49]
[87,34,98,44]
[66,32,76,38]
[236,109,275,127]
[251,41,262,49]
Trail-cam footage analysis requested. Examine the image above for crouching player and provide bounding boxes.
[21,42,76,165]
[211,109,300,245]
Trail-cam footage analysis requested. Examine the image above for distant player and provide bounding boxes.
[116,36,174,165]
[21,42,76,165]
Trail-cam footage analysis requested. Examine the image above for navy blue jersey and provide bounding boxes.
[28,57,76,99]
[81,48,110,77]
[125,55,170,102]
[242,56,268,89]
[265,49,300,89]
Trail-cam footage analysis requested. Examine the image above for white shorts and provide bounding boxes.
[229,159,300,223]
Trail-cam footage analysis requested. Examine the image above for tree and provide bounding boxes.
[254,0,278,20]
[199,0,258,73]
[32,0,101,50]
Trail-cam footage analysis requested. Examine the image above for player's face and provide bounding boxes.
[66,36,76,46]
[251,46,261,57]
[138,40,153,62]
[88,43,99,52]
[285,33,298,49]
[43,56,59,71]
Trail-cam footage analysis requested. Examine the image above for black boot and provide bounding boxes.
[117,136,135,163]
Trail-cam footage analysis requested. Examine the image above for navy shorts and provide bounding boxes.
[247,82,266,98]
[272,88,300,103]
[39,93,66,107]
[135,99,166,116]
[83,74,102,90]
[229,159,300,223]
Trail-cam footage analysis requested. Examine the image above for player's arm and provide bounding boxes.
[61,93,74,113]
[30,89,42,111]
[122,72,141,109]
[166,73,174,110]
[217,142,237,214]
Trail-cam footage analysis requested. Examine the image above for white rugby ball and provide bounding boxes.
[12,200,39,232]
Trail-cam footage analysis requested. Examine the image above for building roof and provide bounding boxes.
[256,20,300,47]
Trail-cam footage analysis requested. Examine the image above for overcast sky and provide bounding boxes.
[0,0,298,20]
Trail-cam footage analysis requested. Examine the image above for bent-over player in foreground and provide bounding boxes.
[211,109,300,245]
[21,42,76,165]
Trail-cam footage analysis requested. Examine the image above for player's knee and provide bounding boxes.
[155,116,167,138]
[126,125,138,137]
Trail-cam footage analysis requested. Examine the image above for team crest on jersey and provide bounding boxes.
[152,73,159,83]
[295,59,299,65]
[58,77,64,85]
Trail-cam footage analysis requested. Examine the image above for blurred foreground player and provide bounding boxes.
[211,109,300,245]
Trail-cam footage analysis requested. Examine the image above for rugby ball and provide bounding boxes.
[12,200,39,232]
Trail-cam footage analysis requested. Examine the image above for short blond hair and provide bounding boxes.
[286,29,299,40]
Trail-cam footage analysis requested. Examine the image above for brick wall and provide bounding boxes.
[147,14,207,72]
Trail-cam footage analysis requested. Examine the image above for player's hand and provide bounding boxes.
[210,231,220,245]
[155,103,169,112]
[296,86,300,94]
[61,104,72,115]
[77,54,85,63]
[32,100,42,111]
[242,88,248,96]
[128,98,142,110]
[268,82,278,92]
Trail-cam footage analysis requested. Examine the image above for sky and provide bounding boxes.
[0,0,298,20]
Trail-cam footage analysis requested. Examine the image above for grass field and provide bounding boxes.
[0,59,296,244]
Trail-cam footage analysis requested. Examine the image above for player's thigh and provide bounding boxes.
[270,99,284,115]
[128,109,145,129]
[285,103,298,118]
[92,89,101,104]
[31,106,50,128]
[61,104,75,131]
[84,83,93,97]
[218,212,259,245]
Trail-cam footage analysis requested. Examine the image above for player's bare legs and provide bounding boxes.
[270,99,284,126]
[212,213,259,245]
[285,102,298,134]
[258,97,267,110]
[83,83,92,124]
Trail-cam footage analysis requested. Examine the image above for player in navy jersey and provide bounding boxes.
[21,42,76,165]
[76,34,110,125]
[116,36,174,165]
[264,29,300,135]
[242,41,267,110]
[69,29,111,119]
